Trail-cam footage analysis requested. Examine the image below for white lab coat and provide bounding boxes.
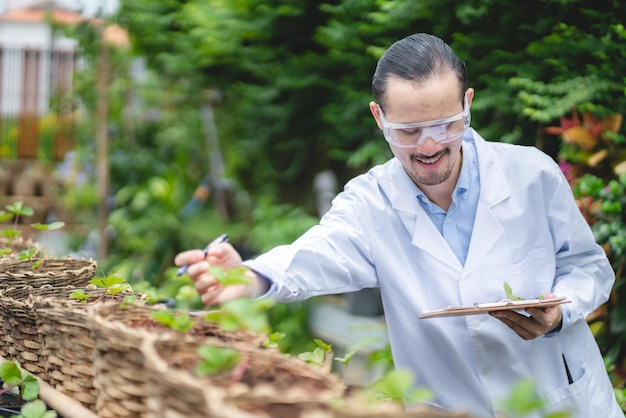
[245,129,623,418]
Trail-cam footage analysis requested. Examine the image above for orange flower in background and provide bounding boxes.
[545,108,623,151]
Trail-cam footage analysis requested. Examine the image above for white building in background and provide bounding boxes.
[0,0,123,159]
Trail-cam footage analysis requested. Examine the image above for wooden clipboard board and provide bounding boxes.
[419,297,571,319]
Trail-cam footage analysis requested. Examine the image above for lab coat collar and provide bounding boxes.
[375,128,511,272]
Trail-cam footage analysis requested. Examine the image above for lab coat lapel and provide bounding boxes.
[385,160,462,272]
[463,131,510,276]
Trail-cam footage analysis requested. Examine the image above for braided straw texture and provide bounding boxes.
[90,303,267,418]
[0,257,96,290]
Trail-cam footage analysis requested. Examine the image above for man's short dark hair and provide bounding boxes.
[372,33,467,111]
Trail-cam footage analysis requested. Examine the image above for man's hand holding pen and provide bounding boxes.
[174,235,268,306]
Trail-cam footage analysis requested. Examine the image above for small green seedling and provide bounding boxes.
[6,202,33,230]
[504,282,524,301]
[18,248,38,261]
[203,298,274,333]
[298,338,332,368]
[150,310,195,333]
[0,210,13,224]
[369,369,433,405]
[504,282,545,301]
[334,349,357,382]
[195,345,241,376]
[90,275,129,295]
[30,222,65,265]
[0,227,21,240]
[69,289,92,303]
[0,360,39,401]
[0,248,12,257]
[14,400,57,418]
[263,332,286,349]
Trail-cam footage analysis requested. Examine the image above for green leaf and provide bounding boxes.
[334,349,356,365]
[313,338,332,353]
[69,289,91,302]
[0,211,14,223]
[90,276,127,288]
[150,310,195,333]
[150,310,176,328]
[195,346,240,376]
[6,201,34,217]
[18,248,37,260]
[503,282,524,301]
[30,221,65,231]
[263,332,286,348]
[20,374,40,401]
[298,347,326,366]
[20,400,50,418]
[0,360,22,385]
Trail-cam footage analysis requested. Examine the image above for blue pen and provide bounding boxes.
[176,233,229,277]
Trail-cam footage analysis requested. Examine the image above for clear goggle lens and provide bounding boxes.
[378,98,471,148]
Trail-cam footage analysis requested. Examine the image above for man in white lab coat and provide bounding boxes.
[176,33,623,417]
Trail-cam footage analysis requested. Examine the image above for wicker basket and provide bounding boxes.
[90,303,267,418]
[35,289,146,411]
[0,256,97,289]
[0,285,60,376]
[141,334,346,418]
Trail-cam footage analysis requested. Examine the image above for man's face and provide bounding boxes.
[371,70,470,189]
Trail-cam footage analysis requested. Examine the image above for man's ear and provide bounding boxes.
[465,88,475,107]
[369,101,383,130]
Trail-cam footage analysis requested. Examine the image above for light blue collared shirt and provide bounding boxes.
[415,140,480,266]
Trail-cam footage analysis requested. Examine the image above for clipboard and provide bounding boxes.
[418,297,571,319]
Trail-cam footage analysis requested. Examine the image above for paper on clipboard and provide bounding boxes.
[418,297,571,319]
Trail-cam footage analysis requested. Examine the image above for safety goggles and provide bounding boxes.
[378,96,471,148]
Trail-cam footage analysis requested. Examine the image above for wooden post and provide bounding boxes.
[96,29,110,260]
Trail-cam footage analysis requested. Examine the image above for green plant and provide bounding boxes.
[204,298,274,334]
[69,278,140,306]
[195,345,241,377]
[368,369,432,405]
[6,202,33,231]
[30,221,65,261]
[0,360,39,401]
[17,248,38,261]
[150,310,195,333]
[69,289,92,303]
[14,400,57,418]
[298,338,332,368]
[262,332,286,349]
[334,349,356,382]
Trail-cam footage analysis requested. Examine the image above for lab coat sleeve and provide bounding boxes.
[546,163,615,331]
[243,176,378,303]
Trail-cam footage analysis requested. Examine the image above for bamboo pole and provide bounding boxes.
[95,24,110,260]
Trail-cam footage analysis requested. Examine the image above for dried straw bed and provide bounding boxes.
[141,335,345,418]
[90,303,267,418]
[141,337,474,418]
[0,257,97,289]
